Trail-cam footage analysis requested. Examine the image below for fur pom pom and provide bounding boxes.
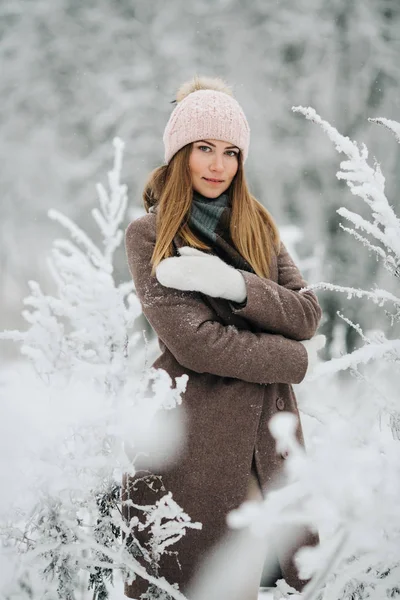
[176,75,233,103]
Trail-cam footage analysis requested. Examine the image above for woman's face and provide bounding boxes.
[189,139,240,198]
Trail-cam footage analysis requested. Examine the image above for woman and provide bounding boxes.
[123,76,324,600]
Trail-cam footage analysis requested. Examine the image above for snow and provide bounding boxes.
[1,42,400,598]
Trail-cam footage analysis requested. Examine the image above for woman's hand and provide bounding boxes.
[156,246,247,303]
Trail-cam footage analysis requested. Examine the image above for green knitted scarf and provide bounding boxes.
[188,190,254,273]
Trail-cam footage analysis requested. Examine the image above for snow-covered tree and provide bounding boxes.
[0,139,198,599]
[1,137,140,391]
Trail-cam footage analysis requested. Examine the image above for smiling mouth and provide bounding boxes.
[203,177,224,183]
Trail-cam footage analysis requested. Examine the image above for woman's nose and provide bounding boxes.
[210,154,224,172]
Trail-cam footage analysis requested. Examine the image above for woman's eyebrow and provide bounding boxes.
[198,139,239,150]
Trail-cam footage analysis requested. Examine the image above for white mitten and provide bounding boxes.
[155,246,247,303]
[300,334,326,379]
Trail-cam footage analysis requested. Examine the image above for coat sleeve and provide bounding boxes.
[229,242,322,341]
[125,215,309,385]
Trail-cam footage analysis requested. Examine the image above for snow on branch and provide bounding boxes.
[309,337,400,380]
[0,137,140,392]
[302,281,400,308]
[229,409,400,600]
[293,106,400,383]
[135,492,202,563]
[368,117,400,143]
[292,106,400,263]
[92,137,128,263]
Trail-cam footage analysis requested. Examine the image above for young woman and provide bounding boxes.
[123,76,324,600]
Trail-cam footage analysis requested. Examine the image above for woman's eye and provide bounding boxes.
[198,146,238,157]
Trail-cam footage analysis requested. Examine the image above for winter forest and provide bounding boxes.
[1,0,400,599]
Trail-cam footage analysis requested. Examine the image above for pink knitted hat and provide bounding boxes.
[163,76,250,164]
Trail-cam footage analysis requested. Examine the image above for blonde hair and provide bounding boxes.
[143,144,280,279]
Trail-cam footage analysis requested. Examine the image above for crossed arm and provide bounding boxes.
[125,215,310,386]
[230,242,322,341]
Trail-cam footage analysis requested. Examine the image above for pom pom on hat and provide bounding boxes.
[163,75,250,164]
[175,75,234,102]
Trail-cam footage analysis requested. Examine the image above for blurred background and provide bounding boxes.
[1,0,400,361]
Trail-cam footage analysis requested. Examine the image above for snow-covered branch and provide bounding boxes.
[292,106,400,263]
[368,117,400,144]
[303,281,400,308]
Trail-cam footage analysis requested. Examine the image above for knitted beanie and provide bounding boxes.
[163,75,250,164]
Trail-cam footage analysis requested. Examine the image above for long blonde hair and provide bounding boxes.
[143,144,280,279]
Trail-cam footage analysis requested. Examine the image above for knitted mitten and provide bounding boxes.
[156,246,247,303]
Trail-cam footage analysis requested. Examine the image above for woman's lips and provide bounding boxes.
[203,177,224,184]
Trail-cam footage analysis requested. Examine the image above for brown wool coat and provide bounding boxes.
[123,212,323,599]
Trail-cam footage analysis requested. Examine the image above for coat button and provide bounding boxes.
[276,397,285,410]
